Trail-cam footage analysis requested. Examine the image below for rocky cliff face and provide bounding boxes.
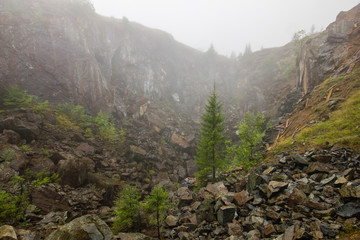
[297,4,360,94]
[0,0,239,121]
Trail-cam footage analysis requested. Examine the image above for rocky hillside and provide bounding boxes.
[163,148,360,240]
[297,4,360,94]
[1,0,360,239]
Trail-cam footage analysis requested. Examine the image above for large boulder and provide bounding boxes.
[56,158,90,187]
[0,129,22,145]
[31,186,70,213]
[0,225,17,240]
[45,214,113,240]
[0,117,40,142]
[88,173,123,204]
[0,146,29,172]
[29,157,56,173]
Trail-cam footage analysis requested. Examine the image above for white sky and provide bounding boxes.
[91,0,359,56]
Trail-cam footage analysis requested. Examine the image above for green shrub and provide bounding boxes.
[112,185,141,233]
[19,145,32,152]
[0,169,59,224]
[95,111,125,144]
[0,148,16,162]
[84,128,94,138]
[3,85,34,108]
[33,100,51,114]
[143,185,172,239]
[229,112,266,169]
[57,102,93,128]
[40,148,52,158]
[56,114,80,131]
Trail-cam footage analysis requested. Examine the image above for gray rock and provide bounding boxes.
[247,229,261,240]
[45,214,113,240]
[336,201,360,218]
[294,154,309,166]
[57,158,89,187]
[217,206,236,225]
[283,225,295,240]
[0,225,17,240]
[320,225,336,238]
[165,215,178,227]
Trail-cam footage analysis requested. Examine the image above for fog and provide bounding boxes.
[92,0,359,56]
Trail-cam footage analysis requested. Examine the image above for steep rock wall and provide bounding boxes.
[0,0,238,119]
[297,4,360,94]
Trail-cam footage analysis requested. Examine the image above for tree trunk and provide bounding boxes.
[212,166,215,182]
[157,208,160,239]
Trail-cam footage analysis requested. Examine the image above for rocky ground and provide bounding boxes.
[0,107,197,239]
[165,148,360,240]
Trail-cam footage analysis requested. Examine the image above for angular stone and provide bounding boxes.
[217,206,236,225]
[283,225,295,240]
[320,174,336,185]
[0,225,17,240]
[305,199,329,210]
[267,181,288,198]
[45,214,113,240]
[171,133,190,149]
[29,157,56,173]
[57,158,89,187]
[5,147,28,171]
[247,174,264,194]
[336,201,360,218]
[31,187,70,213]
[320,225,336,238]
[165,215,178,227]
[76,142,95,155]
[264,224,276,236]
[206,182,228,197]
[247,229,261,240]
[335,176,347,185]
[263,166,275,175]
[0,117,40,142]
[175,165,187,179]
[178,231,190,240]
[1,129,21,144]
[307,162,332,174]
[185,160,199,177]
[227,221,242,236]
[266,209,281,220]
[196,199,216,223]
[177,187,193,207]
[233,190,253,206]
[16,229,37,240]
[288,188,307,207]
[311,154,332,163]
[294,154,309,166]
[340,182,360,198]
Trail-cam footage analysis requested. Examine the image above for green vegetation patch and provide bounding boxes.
[275,88,360,152]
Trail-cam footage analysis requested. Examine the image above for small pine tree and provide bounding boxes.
[232,111,266,168]
[143,185,171,240]
[112,184,141,233]
[3,85,34,108]
[195,85,227,184]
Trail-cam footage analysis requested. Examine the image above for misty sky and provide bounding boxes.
[91,0,359,56]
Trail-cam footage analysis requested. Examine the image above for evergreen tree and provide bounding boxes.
[143,185,171,240]
[3,85,34,108]
[195,85,227,184]
[112,184,141,233]
[232,111,266,168]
